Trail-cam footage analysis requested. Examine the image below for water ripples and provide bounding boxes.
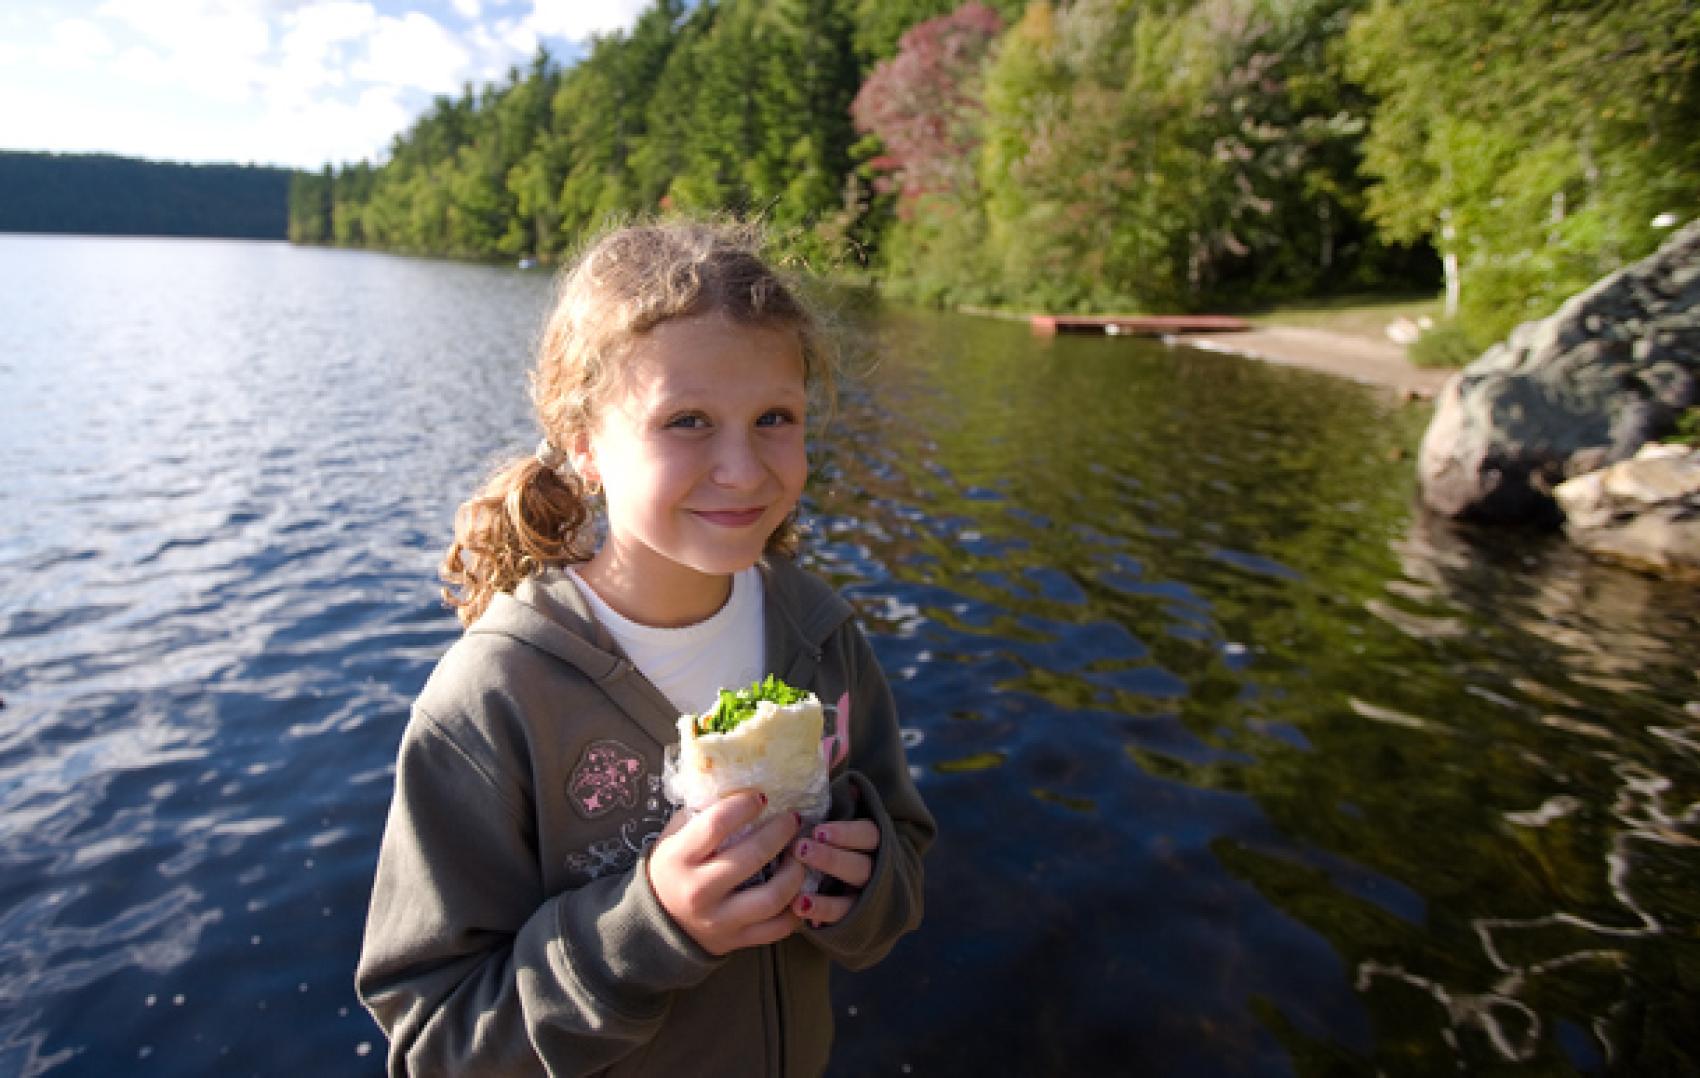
[2,237,553,1073]
[806,310,1699,1073]
[4,239,1697,1074]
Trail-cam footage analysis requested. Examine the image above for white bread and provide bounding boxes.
[670,694,826,817]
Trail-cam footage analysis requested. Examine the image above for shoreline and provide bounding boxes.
[958,303,1455,399]
[1168,324,1453,399]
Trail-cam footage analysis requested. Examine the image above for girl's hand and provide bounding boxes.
[791,820,881,928]
[647,790,805,956]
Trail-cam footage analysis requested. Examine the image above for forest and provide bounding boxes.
[288,0,1700,349]
[3,152,294,240]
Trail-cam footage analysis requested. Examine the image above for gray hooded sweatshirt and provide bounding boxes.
[356,556,935,1076]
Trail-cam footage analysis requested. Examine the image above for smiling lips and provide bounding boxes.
[692,508,767,527]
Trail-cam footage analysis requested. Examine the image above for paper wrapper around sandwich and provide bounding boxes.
[662,694,833,890]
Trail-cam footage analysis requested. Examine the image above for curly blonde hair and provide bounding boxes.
[441,221,836,627]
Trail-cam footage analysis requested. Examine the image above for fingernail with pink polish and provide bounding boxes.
[798,895,813,914]
[797,841,811,859]
[814,827,830,844]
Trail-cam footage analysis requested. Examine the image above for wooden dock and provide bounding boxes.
[1030,313,1252,336]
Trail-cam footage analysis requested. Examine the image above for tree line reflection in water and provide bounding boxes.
[803,304,1699,1074]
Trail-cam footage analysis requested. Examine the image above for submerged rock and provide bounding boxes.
[1553,442,1700,575]
[1417,220,1700,524]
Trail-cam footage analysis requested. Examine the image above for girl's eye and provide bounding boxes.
[756,409,798,428]
[665,413,708,430]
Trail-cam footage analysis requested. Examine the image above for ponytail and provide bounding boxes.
[440,456,595,627]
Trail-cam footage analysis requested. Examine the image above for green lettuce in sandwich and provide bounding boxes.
[698,674,811,736]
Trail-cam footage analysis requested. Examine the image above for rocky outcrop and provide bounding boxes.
[1553,442,1700,575]
[1417,220,1700,524]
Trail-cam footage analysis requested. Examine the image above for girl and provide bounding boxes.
[356,222,935,1076]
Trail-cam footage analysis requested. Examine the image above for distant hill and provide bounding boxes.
[0,151,297,239]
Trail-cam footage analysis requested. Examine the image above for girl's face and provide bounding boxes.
[573,312,808,613]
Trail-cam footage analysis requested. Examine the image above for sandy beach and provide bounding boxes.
[1176,324,1454,398]
[972,302,1459,398]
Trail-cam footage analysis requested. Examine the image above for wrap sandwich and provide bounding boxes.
[663,675,832,828]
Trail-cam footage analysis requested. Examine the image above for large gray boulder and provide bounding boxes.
[1417,220,1700,524]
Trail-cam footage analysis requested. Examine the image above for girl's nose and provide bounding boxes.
[710,432,765,490]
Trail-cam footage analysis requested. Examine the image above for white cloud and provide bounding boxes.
[493,16,539,58]
[93,0,272,104]
[524,0,649,42]
[0,88,245,164]
[274,2,378,103]
[95,0,270,55]
[350,12,473,95]
[281,2,379,67]
[48,17,117,64]
[252,84,416,168]
[109,44,173,87]
[3,0,655,168]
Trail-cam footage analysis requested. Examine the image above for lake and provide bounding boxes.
[1,234,1696,1076]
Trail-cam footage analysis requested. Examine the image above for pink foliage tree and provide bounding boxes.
[850,3,1004,216]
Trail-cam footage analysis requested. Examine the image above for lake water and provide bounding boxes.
[2,234,1696,1076]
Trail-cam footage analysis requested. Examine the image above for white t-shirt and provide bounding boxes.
[567,566,765,717]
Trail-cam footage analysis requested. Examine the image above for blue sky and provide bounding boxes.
[0,0,652,170]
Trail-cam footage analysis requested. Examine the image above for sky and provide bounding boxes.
[0,0,653,170]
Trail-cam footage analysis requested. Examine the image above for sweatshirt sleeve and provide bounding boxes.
[806,622,936,970]
[355,705,721,1077]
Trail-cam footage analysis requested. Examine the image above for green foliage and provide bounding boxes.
[0,151,294,239]
[1346,0,1700,341]
[881,192,1000,306]
[977,1,1096,307]
[308,0,860,265]
[966,0,1396,312]
[289,166,334,243]
[745,0,861,256]
[1407,321,1480,369]
[287,0,1698,329]
[1665,408,1700,447]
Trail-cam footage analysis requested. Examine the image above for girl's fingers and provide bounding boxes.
[793,890,855,927]
[795,837,873,889]
[652,836,804,956]
[721,854,806,924]
[792,820,880,890]
[673,789,768,860]
[697,810,802,893]
[730,909,801,950]
[810,820,880,852]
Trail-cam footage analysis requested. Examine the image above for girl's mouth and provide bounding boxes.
[692,508,766,527]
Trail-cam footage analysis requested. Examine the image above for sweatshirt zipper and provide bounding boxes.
[770,943,787,1076]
